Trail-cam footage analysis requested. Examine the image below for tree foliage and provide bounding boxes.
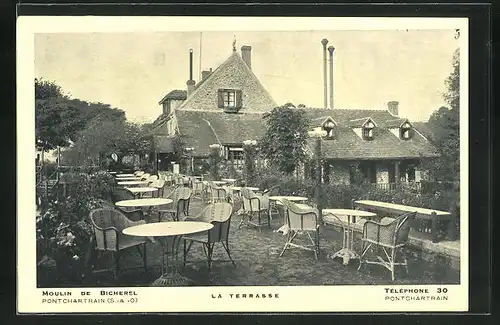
[61,120,152,167]
[259,103,310,175]
[35,79,86,150]
[425,48,460,182]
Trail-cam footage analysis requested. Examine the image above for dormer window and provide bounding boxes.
[400,121,413,140]
[218,89,242,111]
[362,120,375,140]
[323,120,336,139]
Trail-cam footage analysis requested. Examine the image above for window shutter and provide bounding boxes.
[236,90,243,109]
[217,90,224,108]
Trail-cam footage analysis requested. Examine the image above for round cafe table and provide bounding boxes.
[123,221,213,286]
[269,195,308,205]
[116,176,142,181]
[125,187,158,198]
[322,209,377,265]
[117,180,149,186]
[212,181,227,186]
[115,198,173,220]
[221,178,237,183]
[116,173,135,178]
[230,186,260,192]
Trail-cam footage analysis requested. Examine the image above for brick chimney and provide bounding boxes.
[201,68,212,81]
[387,101,399,116]
[241,45,252,69]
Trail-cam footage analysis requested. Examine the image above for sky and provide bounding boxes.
[35,29,459,123]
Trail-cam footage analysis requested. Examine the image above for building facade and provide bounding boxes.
[149,44,438,186]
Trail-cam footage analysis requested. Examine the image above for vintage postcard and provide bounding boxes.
[17,16,468,313]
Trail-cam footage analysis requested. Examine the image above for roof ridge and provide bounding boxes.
[177,108,265,114]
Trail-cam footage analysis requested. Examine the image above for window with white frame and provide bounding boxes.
[362,120,375,140]
[400,121,413,140]
[225,147,244,169]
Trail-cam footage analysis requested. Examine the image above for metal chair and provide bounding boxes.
[357,211,417,281]
[182,202,236,270]
[208,181,228,203]
[158,186,192,222]
[192,179,205,201]
[89,208,148,277]
[279,199,320,259]
[239,187,271,230]
[140,173,151,180]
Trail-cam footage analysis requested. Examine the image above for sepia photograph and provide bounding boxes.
[18,16,468,313]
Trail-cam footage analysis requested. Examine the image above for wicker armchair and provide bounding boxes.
[192,180,205,201]
[140,173,151,180]
[357,211,416,281]
[208,181,228,203]
[158,186,192,222]
[89,208,148,277]
[110,187,145,221]
[279,199,320,259]
[182,202,236,270]
[239,187,271,230]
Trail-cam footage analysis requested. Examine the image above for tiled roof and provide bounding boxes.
[173,108,438,159]
[174,109,266,156]
[385,118,410,128]
[311,126,438,160]
[301,108,397,127]
[158,89,187,104]
[177,51,277,112]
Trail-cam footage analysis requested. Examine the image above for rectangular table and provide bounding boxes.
[353,200,455,243]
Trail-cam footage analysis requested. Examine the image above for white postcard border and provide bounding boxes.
[17,16,469,313]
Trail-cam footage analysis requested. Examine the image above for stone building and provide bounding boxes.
[149,44,438,186]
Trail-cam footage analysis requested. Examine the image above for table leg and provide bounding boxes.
[151,235,192,287]
[329,215,360,265]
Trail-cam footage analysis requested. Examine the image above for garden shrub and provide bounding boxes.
[37,170,117,287]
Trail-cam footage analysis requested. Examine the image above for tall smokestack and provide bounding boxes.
[189,48,193,80]
[321,39,329,109]
[187,48,196,96]
[328,46,335,109]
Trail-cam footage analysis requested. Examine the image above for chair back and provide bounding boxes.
[140,173,151,180]
[394,211,417,245]
[241,187,258,211]
[207,202,233,243]
[151,179,166,197]
[111,186,135,203]
[209,182,227,202]
[281,199,318,231]
[192,180,203,193]
[149,175,158,181]
[89,208,129,251]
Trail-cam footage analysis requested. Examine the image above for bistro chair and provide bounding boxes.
[140,173,151,180]
[89,208,148,277]
[191,179,205,201]
[239,187,271,230]
[279,199,320,259]
[158,186,192,222]
[208,181,228,203]
[96,199,145,222]
[357,211,417,281]
[182,202,236,270]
